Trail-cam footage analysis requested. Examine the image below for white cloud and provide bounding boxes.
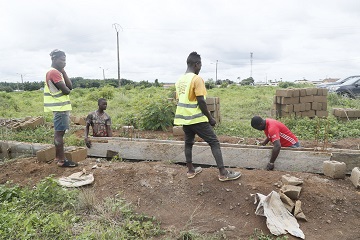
[1,0,360,83]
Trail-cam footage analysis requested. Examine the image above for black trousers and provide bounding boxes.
[182,122,224,169]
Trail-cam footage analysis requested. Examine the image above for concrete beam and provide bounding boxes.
[87,137,336,174]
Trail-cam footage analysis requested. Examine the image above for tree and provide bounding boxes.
[240,77,254,86]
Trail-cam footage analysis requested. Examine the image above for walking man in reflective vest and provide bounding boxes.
[44,49,78,167]
[174,52,241,181]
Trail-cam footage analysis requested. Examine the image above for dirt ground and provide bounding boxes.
[0,129,359,239]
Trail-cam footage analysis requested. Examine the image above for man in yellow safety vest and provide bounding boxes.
[174,52,241,181]
[44,49,78,167]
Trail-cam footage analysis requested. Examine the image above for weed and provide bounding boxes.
[249,228,288,240]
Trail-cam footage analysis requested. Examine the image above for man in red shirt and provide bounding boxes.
[251,116,300,170]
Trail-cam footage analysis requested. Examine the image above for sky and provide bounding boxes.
[1,0,360,84]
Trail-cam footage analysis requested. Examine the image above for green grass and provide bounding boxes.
[1,85,360,145]
[0,178,163,240]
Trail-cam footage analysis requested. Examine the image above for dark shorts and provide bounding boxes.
[53,111,70,131]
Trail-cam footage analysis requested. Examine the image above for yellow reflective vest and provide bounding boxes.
[174,73,208,125]
[44,68,72,112]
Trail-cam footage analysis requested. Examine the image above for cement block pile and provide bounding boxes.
[277,174,307,221]
[272,88,328,118]
[332,108,360,121]
[1,116,44,131]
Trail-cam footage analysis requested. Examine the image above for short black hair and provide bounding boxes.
[186,51,201,66]
[98,98,107,105]
[50,49,66,60]
[251,116,263,129]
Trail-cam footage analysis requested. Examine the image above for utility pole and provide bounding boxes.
[99,67,107,80]
[250,52,253,78]
[113,23,123,88]
[216,60,218,82]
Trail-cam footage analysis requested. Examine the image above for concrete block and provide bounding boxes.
[279,97,299,104]
[281,174,303,186]
[350,167,360,188]
[65,147,87,162]
[36,146,56,163]
[313,95,327,103]
[299,88,307,97]
[321,102,327,111]
[294,200,307,221]
[316,110,328,118]
[293,104,301,112]
[292,89,300,97]
[280,185,302,200]
[280,104,293,113]
[206,97,220,104]
[323,160,347,179]
[299,95,314,103]
[173,126,184,136]
[311,102,322,110]
[276,89,293,97]
[305,88,318,96]
[279,192,295,212]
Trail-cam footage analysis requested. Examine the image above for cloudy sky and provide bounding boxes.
[1,0,360,84]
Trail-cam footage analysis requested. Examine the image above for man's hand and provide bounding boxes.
[209,117,216,126]
[85,137,91,148]
[266,162,274,171]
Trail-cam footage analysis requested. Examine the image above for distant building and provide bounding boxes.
[162,83,175,89]
[321,78,340,83]
[294,79,311,84]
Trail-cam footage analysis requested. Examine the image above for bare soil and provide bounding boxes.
[0,129,359,239]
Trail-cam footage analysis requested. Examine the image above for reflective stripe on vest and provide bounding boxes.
[174,73,208,125]
[44,68,72,112]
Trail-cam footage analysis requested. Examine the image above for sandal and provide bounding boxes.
[218,170,241,182]
[187,167,203,179]
[57,159,78,167]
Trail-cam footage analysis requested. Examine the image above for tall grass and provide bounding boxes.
[0,85,359,143]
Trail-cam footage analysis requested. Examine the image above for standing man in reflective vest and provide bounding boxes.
[174,52,241,181]
[44,49,78,167]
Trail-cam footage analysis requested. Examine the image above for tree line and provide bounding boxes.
[0,78,163,92]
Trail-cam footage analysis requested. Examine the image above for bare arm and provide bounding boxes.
[196,96,216,126]
[261,138,270,146]
[84,122,91,148]
[269,140,281,163]
[106,125,113,137]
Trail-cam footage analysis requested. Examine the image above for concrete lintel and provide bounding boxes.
[87,137,334,174]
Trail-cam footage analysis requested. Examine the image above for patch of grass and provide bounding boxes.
[249,228,288,240]
[0,177,164,240]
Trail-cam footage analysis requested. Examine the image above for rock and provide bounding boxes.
[281,174,304,186]
[280,185,302,200]
[294,200,308,221]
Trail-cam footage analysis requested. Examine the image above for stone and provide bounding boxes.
[281,174,303,186]
[323,160,347,179]
[280,185,302,200]
[350,167,360,188]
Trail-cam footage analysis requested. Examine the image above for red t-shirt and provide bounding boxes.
[46,68,63,89]
[264,119,298,147]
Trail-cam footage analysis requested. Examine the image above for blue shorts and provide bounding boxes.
[53,111,70,131]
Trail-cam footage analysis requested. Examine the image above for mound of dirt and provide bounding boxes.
[0,155,359,239]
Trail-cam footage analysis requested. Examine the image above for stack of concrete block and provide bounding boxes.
[206,97,221,123]
[6,116,44,131]
[279,174,307,221]
[272,88,328,118]
[332,108,360,120]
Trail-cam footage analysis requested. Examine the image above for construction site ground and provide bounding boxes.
[0,129,359,239]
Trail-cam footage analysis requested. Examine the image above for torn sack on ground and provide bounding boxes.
[252,190,305,239]
[58,170,94,187]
